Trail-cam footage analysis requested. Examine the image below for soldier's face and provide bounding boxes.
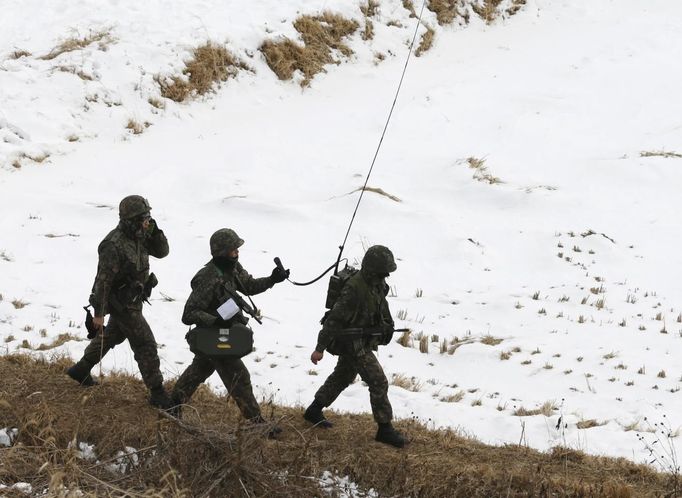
[228,248,239,258]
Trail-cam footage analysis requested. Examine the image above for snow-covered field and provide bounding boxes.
[2,0,682,466]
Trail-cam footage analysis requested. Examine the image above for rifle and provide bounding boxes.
[333,326,410,338]
[223,284,263,325]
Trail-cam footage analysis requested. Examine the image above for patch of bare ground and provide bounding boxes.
[260,13,359,86]
[40,30,113,61]
[156,42,250,102]
[0,354,673,497]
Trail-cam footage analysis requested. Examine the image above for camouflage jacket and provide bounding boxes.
[90,221,169,315]
[182,260,274,327]
[316,270,394,354]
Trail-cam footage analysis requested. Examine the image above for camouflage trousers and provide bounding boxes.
[314,350,393,424]
[171,354,261,420]
[78,310,163,390]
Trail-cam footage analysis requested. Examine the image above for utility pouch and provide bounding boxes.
[185,323,254,358]
[143,272,158,302]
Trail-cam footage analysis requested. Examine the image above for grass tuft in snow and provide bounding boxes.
[156,42,249,102]
[466,156,503,184]
[260,13,359,86]
[415,25,435,57]
[35,333,83,351]
[360,0,380,17]
[480,335,503,346]
[40,29,113,61]
[640,150,682,159]
[427,0,468,26]
[513,401,557,417]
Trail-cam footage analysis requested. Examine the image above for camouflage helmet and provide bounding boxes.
[210,228,244,257]
[119,195,151,220]
[361,245,397,274]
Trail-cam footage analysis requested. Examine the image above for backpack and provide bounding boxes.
[324,264,359,311]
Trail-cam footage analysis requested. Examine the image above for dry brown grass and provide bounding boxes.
[35,333,83,351]
[576,419,607,430]
[472,0,504,23]
[351,186,402,202]
[11,299,28,309]
[513,401,557,417]
[507,0,527,16]
[156,42,249,102]
[403,0,417,18]
[480,334,503,346]
[467,156,503,184]
[40,30,112,61]
[125,119,146,135]
[56,65,94,81]
[427,0,468,26]
[641,150,682,159]
[362,19,375,41]
[0,354,674,497]
[360,0,380,17]
[8,50,31,59]
[415,25,435,57]
[260,13,359,86]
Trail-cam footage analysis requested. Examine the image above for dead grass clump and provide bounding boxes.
[11,299,28,309]
[360,0,380,17]
[391,373,423,392]
[9,50,31,59]
[56,65,94,81]
[148,97,165,110]
[641,150,682,159]
[157,42,249,102]
[480,334,503,346]
[396,329,412,347]
[513,401,557,417]
[577,419,607,430]
[467,156,503,184]
[125,119,146,135]
[260,13,359,86]
[440,390,465,403]
[415,25,435,57]
[36,333,82,351]
[472,0,504,23]
[351,186,402,202]
[427,0,468,26]
[419,335,429,353]
[403,0,417,17]
[507,0,527,16]
[362,19,375,41]
[0,354,674,497]
[40,30,112,61]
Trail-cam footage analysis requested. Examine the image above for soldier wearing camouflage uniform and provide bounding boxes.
[304,245,408,448]
[67,195,172,409]
[170,228,289,424]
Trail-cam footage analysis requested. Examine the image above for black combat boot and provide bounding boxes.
[375,422,407,448]
[148,386,172,410]
[251,414,282,438]
[167,395,183,418]
[66,363,98,387]
[304,399,333,428]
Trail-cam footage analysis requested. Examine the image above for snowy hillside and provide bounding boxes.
[2,0,682,466]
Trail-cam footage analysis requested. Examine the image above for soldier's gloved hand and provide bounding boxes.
[270,265,290,284]
[146,218,157,234]
[311,350,324,364]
